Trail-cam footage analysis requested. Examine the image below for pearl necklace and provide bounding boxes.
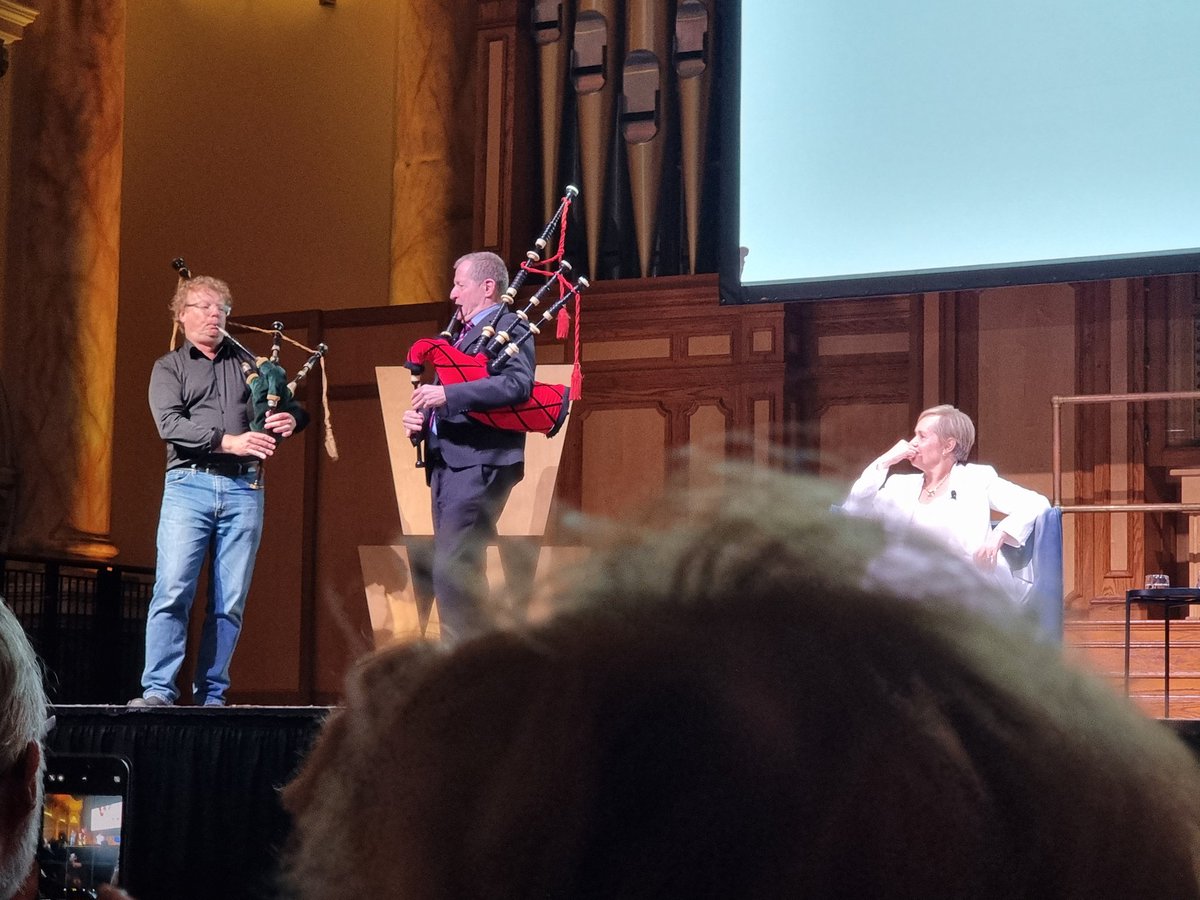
[923,472,951,497]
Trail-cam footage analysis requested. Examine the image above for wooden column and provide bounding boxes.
[389,0,476,306]
[3,0,123,558]
[0,4,37,552]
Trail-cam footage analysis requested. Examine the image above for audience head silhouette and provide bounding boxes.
[283,467,1200,899]
[0,601,46,900]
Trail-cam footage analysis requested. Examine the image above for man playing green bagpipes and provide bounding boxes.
[130,274,308,707]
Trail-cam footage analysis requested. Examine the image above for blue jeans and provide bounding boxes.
[140,468,265,704]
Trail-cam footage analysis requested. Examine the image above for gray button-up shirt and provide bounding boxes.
[148,340,258,471]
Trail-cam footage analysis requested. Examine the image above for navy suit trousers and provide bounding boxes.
[429,458,523,641]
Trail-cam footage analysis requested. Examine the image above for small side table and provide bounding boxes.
[1125,588,1200,717]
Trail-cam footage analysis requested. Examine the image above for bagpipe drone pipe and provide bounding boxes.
[170,258,337,474]
[404,185,587,467]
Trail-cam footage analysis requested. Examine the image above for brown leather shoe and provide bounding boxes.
[127,695,172,708]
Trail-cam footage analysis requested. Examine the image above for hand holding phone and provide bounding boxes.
[37,755,130,899]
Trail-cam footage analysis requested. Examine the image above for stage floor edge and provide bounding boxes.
[44,704,333,900]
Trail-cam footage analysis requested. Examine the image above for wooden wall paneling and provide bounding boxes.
[302,304,445,702]
[312,391,408,700]
[1072,280,1115,601]
[1146,276,1200,470]
[935,292,957,411]
[781,302,816,447]
[740,308,784,462]
[298,311,327,701]
[784,295,921,477]
[810,297,916,412]
[1106,277,1170,594]
[685,399,731,467]
[907,292,925,416]
[814,352,911,408]
[1098,279,1155,594]
[1072,281,1102,600]
[580,404,670,517]
[1125,278,1150,592]
[551,395,585,523]
[939,290,979,431]
[742,378,782,466]
[1143,275,1174,470]
[554,273,784,518]
[1142,275,1200,587]
[1106,280,1134,584]
[474,0,538,263]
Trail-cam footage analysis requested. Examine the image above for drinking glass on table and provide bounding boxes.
[1145,573,1170,590]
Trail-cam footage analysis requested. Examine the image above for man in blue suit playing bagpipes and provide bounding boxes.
[403,251,535,643]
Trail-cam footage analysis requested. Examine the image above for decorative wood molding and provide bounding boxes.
[787,295,920,419]
[473,0,537,264]
[541,273,786,511]
[0,0,37,44]
[938,290,979,431]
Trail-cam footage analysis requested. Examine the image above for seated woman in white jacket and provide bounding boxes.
[843,404,1049,605]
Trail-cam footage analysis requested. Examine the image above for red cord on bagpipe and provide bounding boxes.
[404,185,587,466]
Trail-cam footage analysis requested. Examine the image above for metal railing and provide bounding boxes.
[0,554,154,703]
[1052,389,1200,513]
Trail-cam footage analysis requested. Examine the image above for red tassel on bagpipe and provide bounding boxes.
[403,185,584,461]
[405,338,571,437]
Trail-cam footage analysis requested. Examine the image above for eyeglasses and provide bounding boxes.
[184,302,230,315]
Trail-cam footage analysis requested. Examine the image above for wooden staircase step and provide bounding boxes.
[1127,693,1200,719]
[1076,594,1200,623]
[1064,617,1200,718]
[1064,642,1200,673]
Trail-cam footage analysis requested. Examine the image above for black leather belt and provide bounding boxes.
[184,460,260,477]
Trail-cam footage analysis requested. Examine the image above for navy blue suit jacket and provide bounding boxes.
[427,308,535,469]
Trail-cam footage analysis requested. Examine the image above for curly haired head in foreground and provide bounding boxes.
[283,467,1200,899]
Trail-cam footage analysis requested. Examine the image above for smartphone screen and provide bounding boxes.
[37,754,130,899]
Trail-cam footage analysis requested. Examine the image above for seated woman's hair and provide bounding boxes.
[920,403,976,461]
[283,466,1200,899]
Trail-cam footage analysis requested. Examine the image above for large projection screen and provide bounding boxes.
[720,1,1200,303]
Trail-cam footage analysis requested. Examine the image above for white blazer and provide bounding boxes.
[843,462,1049,602]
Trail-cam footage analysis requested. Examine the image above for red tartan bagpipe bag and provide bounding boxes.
[404,186,586,462]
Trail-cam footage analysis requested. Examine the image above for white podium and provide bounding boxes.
[360,365,573,645]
